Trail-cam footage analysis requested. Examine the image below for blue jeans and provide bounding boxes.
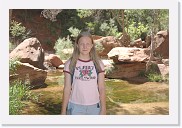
[66,102,101,115]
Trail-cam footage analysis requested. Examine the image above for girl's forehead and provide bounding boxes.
[78,36,92,42]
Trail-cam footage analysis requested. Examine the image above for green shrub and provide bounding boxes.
[163,73,169,84]
[77,9,94,18]
[54,36,73,60]
[105,67,114,76]
[138,63,168,83]
[9,42,16,52]
[10,20,26,37]
[94,41,104,52]
[127,22,149,41]
[9,20,31,44]
[105,63,115,76]
[99,18,121,38]
[68,27,81,38]
[9,80,39,115]
[146,73,163,82]
[9,57,39,115]
[9,58,20,75]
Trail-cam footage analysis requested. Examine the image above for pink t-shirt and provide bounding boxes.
[63,59,104,105]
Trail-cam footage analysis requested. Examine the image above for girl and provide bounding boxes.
[61,31,106,115]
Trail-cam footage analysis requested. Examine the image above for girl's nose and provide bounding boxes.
[83,44,87,48]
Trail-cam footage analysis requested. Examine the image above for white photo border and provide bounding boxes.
[0,0,179,125]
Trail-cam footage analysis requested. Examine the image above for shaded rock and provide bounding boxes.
[131,38,146,48]
[10,62,47,88]
[106,62,146,79]
[153,30,169,59]
[147,63,169,78]
[145,35,151,48]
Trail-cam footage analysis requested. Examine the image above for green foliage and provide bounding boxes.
[56,9,168,39]
[163,73,169,84]
[9,20,32,44]
[125,9,168,36]
[9,58,20,75]
[10,20,26,37]
[54,36,73,60]
[77,9,94,18]
[139,63,168,83]
[146,73,163,82]
[9,80,39,115]
[105,66,115,76]
[9,42,16,52]
[99,18,121,38]
[68,27,81,38]
[85,22,97,33]
[94,40,104,52]
[127,22,149,41]
[56,9,86,37]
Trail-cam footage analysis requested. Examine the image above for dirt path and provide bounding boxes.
[107,102,168,115]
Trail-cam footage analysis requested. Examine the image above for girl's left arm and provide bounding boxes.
[98,72,106,115]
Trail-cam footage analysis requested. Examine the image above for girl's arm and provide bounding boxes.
[98,72,106,115]
[61,72,72,115]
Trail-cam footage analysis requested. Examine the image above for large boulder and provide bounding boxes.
[153,30,169,59]
[106,47,150,78]
[10,37,45,69]
[106,62,146,79]
[108,47,149,64]
[94,36,120,57]
[10,62,47,88]
[44,54,63,68]
[10,38,47,88]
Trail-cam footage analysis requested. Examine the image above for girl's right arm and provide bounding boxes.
[61,72,72,115]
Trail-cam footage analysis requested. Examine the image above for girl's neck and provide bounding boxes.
[79,54,90,61]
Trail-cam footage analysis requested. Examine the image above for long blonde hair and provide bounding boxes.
[69,31,102,74]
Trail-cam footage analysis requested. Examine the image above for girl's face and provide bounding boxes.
[77,36,93,56]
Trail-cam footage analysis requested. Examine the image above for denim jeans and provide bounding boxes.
[66,102,101,115]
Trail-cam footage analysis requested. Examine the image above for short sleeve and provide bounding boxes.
[63,60,71,75]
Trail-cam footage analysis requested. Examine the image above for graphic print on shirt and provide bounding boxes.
[75,65,96,81]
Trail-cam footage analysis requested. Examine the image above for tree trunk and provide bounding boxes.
[121,9,125,34]
[9,9,13,24]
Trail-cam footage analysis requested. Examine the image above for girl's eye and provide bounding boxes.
[79,43,92,47]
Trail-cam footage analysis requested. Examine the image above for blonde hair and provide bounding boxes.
[69,31,102,74]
